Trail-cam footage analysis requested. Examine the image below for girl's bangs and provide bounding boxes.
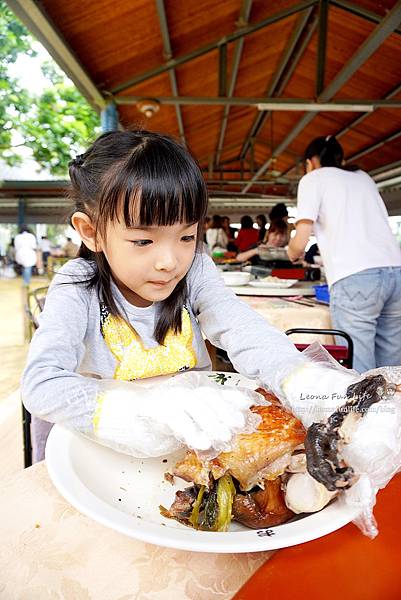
[99,140,208,229]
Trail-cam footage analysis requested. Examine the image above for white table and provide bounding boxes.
[230,283,317,297]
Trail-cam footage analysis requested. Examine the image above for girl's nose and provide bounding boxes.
[154,249,177,272]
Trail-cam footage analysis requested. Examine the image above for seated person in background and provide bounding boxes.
[206,215,228,253]
[203,216,211,242]
[235,215,259,252]
[269,203,295,244]
[256,214,268,241]
[63,237,79,258]
[234,221,291,263]
[304,243,322,266]
[221,216,238,252]
[263,220,288,248]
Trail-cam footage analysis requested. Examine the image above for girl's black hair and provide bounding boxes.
[304,135,359,171]
[68,129,208,344]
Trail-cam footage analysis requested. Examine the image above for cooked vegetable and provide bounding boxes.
[195,474,236,531]
[188,485,206,528]
[215,474,237,532]
[200,481,219,530]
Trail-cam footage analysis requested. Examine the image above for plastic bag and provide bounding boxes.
[280,341,359,428]
[282,345,401,538]
[339,365,401,538]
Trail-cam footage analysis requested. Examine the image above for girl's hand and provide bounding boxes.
[91,379,262,458]
[155,385,261,454]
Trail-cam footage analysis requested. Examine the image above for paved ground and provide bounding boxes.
[0,276,47,479]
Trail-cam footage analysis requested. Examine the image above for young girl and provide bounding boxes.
[22,130,356,461]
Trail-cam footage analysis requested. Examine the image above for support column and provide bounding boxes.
[101,102,119,132]
[18,198,25,228]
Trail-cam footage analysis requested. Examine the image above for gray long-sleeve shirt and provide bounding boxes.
[22,252,304,434]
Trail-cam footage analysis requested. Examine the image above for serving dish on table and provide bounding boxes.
[46,372,358,553]
[221,271,251,286]
[249,277,298,289]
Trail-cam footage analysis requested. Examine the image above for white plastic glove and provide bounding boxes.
[88,377,261,458]
[281,361,357,428]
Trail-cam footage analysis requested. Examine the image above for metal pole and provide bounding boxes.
[111,0,318,93]
[218,43,228,97]
[155,0,186,145]
[100,102,119,132]
[331,0,401,36]
[370,159,401,178]
[348,129,401,162]
[215,0,253,166]
[18,198,25,228]
[242,0,401,192]
[337,81,401,139]
[316,0,329,96]
[115,96,401,108]
[239,7,317,159]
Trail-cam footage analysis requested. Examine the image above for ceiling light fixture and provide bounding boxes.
[136,98,160,118]
[257,103,374,112]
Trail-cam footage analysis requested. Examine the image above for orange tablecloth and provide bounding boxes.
[234,473,401,600]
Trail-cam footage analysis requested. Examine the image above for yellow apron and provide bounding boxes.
[100,303,196,380]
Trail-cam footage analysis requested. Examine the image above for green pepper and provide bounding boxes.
[201,482,219,530]
[215,474,236,532]
[188,485,206,528]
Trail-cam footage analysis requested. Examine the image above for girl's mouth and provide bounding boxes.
[149,280,172,287]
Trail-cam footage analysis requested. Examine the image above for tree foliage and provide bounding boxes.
[0,0,100,176]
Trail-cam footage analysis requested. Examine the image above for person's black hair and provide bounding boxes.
[269,203,288,222]
[19,224,31,234]
[68,129,208,344]
[210,214,223,228]
[240,215,254,229]
[256,214,267,240]
[304,135,359,171]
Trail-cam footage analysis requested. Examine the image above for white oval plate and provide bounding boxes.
[46,372,358,553]
[249,279,298,288]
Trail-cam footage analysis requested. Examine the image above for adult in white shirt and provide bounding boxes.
[288,135,401,372]
[40,235,52,269]
[205,215,228,253]
[14,225,37,286]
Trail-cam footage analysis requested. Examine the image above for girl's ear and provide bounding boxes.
[71,212,99,252]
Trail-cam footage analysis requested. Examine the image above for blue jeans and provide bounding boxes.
[330,267,401,373]
[22,266,32,285]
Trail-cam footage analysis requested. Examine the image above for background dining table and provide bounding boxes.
[234,295,334,345]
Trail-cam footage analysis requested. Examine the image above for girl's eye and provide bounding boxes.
[181,235,196,242]
[131,239,153,247]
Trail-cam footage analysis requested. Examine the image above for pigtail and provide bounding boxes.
[304,135,360,172]
[154,278,187,344]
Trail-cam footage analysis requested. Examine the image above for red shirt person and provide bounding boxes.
[235,215,259,252]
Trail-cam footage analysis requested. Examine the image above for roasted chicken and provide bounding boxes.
[161,399,306,530]
[173,404,305,491]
